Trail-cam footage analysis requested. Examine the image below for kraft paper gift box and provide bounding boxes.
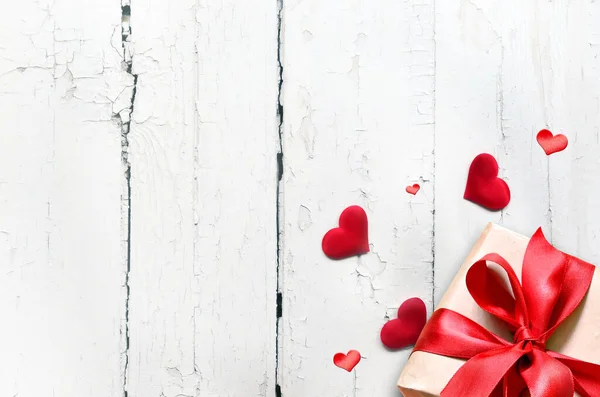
[397,223,600,397]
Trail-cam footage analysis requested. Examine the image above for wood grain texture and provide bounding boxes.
[0,0,131,395]
[125,0,279,396]
[279,0,435,396]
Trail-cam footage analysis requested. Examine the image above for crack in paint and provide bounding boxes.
[498,39,506,226]
[547,160,554,243]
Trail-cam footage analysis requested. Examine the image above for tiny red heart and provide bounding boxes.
[406,184,420,195]
[464,153,511,211]
[380,298,427,349]
[537,129,568,155]
[333,350,361,372]
[322,205,369,260]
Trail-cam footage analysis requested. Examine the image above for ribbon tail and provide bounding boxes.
[441,344,525,397]
[520,349,574,397]
[502,365,527,397]
[547,351,600,397]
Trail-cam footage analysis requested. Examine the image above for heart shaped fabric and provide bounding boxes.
[406,184,420,195]
[333,350,361,372]
[537,129,568,155]
[322,205,369,260]
[463,153,511,211]
[380,297,427,349]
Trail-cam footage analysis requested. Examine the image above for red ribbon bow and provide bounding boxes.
[415,228,600,397]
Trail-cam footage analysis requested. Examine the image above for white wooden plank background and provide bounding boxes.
[0,0,130,395]
[0,0,598,396]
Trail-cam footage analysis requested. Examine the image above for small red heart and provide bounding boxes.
[406,184,420,195]
[322,205,369,260]
[380,298,427,349]
[464,153,511,211]
[333,350,361,372]
[537,129,568,155]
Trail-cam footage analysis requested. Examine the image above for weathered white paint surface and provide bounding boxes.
[1,0,599,396]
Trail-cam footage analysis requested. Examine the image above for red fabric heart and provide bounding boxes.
[380,297,427,349]
[322,205,369,260]
[333,350,361,372]
[406,184,420,195]
[464,153,511,211]
[537,129,568,155]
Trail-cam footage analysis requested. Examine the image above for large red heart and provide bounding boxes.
[537,129,568,155]
[333,350,361,372]
[380,297,427,349]
[322,205,369,260]
[464,153,511,211]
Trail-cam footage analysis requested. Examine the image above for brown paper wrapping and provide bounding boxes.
[398,223,600,397]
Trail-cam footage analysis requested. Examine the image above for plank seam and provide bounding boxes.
[120,3,138,397]
[275,0,284,395]
[432,0,438,308]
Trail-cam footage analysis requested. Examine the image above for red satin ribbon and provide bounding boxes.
[414,228,600,397]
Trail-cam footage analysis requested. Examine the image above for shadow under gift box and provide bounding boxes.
[398,223,600,397]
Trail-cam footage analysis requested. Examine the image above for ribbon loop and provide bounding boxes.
[466,254,529,330]
[414,227,599,397]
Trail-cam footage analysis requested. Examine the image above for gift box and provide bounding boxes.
[398,223,600,397]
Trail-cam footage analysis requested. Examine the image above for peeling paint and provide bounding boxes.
[297,205,312,231]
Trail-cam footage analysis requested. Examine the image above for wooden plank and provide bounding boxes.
[0,0,131,395]
[433,0,502,301]
[194,0,280,395]
[434,0,557,302]
[279,0,436,395]
[125,0,279,396]
[545,2,600,261]
[124,1,198,395]
[491,1,554,238]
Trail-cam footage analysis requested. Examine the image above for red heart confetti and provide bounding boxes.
[464,153,511,211]
[406,184,420,195]
[380,297,427,349]
[537,129,568,155]
[333,350,361,372]
[322,205,369,260]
